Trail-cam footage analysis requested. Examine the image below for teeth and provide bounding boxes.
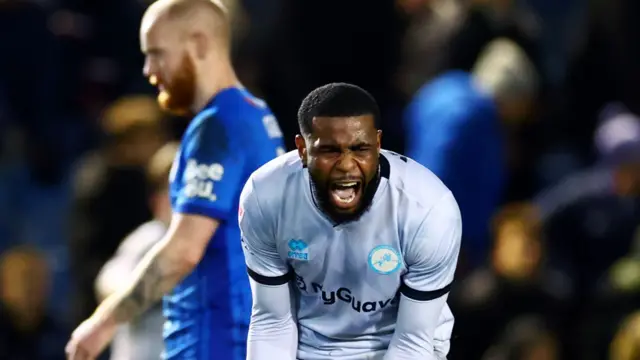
[336,182,357,188]
[336,193,356,203]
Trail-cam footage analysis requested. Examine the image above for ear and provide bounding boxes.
[295,134,307,163]
[376,130,382,151]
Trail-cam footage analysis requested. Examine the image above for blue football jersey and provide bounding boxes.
[164,87,284,360]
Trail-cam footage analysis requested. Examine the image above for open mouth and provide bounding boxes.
[149,75,165,91]
[329,181,362,210]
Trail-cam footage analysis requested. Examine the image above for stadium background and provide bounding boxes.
[1,0,639,358]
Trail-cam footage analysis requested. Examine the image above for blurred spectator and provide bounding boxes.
[94,142,178,360]
[559,0,640,161]
[531,104,640,359]
[482,315,560,360]
[404,37,540,267]
[573,227,640,360]
[535,104,640,296]
[0,246,67,360]
[395,0,467,97]
[449,203,572,360]
[396,0,542,99]
[68,95,166,325]
[446,0,540,75]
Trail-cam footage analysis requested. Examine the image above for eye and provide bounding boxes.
[351,145,371,153]
[318,146,340,154]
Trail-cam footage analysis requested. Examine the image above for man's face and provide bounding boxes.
[492,220,541,280]
[296,115,381,218]
[0,252,49,317]
[141,20,196,115]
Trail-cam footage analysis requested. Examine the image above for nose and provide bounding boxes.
[143,57,151,78]
[335,151,357,173]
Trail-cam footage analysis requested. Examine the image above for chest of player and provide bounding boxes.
[276,203,407,306]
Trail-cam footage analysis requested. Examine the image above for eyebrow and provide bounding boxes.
[316,141,372,149]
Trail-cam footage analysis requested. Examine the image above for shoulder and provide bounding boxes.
[382,150,460,241]
[383,150,455,211]
[208,88,273,125]
[414,71,472,101]
[242,151,303,208]
[186,89,276,144]
[411,72,495,122]
[534,167,613,220]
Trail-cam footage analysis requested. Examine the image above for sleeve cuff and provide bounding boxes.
[174,202,230,221]
[247,266,292,286]
[399,281,452,301]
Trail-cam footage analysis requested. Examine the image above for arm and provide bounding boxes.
[94,214,217,322]
[94,114,246,323]
[239,178,298,359]
[384,191,462,360]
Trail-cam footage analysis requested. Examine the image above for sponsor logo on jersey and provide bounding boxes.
[368,245,401,275]
[262,114,283,139]
[296,280,399,313]
[287,239,309,261]
[183,159,224,201]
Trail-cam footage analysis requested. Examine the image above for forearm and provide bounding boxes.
[95,237,196,323]
[384,294,450,360]
[247,278,298,360]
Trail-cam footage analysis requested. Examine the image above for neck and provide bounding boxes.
[191,60,240,113]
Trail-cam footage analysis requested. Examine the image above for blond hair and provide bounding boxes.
[101,95,163,136]
[472,38,539,102]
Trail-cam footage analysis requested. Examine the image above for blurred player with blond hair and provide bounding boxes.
[404,38,539,267]
[66,0,284,359]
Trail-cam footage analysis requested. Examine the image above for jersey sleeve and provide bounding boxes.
[240,178,298,359]
[239,177,291,285]
[384,192,461,359]
[384,293,451,359]
[401,190,462,301]
[173,114,245,220]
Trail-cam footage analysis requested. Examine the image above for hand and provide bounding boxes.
[65,314,117,360]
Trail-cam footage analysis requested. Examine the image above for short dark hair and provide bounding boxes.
[297,83,380,135]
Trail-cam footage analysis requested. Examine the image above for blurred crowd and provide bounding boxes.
[0,0,639,359]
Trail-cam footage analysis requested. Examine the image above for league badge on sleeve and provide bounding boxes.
[368,245,401,275]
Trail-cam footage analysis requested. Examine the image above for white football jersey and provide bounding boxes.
[240,150,461,360]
